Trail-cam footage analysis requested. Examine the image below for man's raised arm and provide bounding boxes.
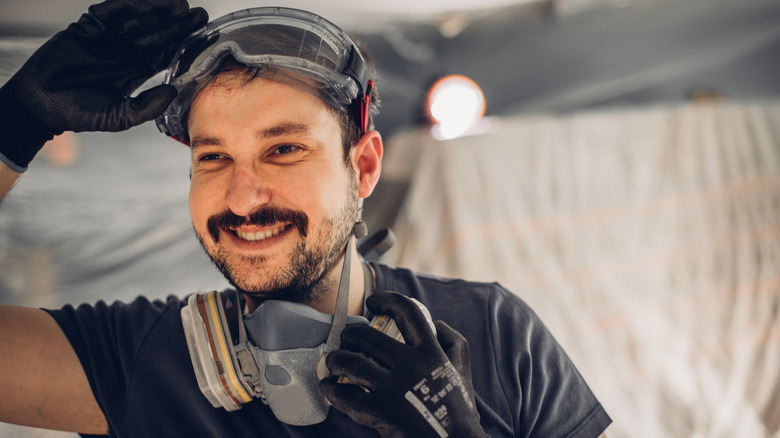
[0,162,18,203]
[0,306,109,433]
[0,0,207,432]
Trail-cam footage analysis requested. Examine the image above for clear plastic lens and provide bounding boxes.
[156,7,367,141]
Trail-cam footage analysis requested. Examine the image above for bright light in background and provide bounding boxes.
[427,75,486,140]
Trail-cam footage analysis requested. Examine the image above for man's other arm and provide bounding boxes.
[0,0,208,432]
[0,305,108,433]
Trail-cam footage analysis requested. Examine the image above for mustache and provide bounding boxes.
[207,206,309,243]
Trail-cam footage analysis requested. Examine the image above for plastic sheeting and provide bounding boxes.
[378,101,780,437]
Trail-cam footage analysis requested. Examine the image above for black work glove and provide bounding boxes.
[320,291,489,438]
[0,0,208,172]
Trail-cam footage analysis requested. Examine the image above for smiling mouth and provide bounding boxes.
[231,224,291,242]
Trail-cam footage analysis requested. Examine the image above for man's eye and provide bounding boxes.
[198,153,225,162]
[272,144,301,155]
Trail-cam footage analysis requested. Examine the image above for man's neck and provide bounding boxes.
[307,236,366,316]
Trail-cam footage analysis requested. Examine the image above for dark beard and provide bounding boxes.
[207,220,344,304]
[196,173,359,304]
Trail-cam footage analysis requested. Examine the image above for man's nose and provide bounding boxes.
[226,165,272,217]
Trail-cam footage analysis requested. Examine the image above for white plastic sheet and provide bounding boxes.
[379,101,780,437]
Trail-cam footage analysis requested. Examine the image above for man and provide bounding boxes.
[0,1,611,437]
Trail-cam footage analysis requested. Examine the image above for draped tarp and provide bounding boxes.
[375,101,780,437]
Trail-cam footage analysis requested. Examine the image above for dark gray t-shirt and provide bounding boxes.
[46,263,611,437]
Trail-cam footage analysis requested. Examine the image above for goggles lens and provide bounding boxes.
[156,7,369,142]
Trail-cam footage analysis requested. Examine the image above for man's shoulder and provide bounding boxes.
[59,290,230,313]
[369,262,526,317]
[65,293,188,315]
[371,262,501,290]
[46,292,211,342]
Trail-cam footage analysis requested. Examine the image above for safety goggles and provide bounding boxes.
[155,7,373,143]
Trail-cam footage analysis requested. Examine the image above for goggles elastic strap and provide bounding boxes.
[360,80,374,134]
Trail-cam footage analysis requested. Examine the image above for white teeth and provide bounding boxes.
[235,224,289,242]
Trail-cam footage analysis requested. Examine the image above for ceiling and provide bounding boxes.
[1,0,536,34]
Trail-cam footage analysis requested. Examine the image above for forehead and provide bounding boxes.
[187,71,342,139]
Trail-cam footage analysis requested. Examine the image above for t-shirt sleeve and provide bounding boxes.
[486,284,611,438]
[43,296,180,428]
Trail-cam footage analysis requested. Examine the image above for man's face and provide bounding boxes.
[187,74,359,304]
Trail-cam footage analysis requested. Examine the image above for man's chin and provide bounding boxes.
[200,228,344,305]
[228,274,321,304]
[223,256,337,305]
[223,265,292,294]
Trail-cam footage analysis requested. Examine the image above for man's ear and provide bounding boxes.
[351,130,383,198]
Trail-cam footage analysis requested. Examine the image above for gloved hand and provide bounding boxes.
[320,291,488,438]
[0,0,208,172]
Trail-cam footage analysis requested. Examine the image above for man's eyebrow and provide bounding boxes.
[189,122,312,150]
[189,136,223,151]
[258,122,312,139]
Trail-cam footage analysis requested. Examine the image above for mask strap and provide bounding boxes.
[234,289,248,344]
[324,234,353,350]
[325,198,366,350]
